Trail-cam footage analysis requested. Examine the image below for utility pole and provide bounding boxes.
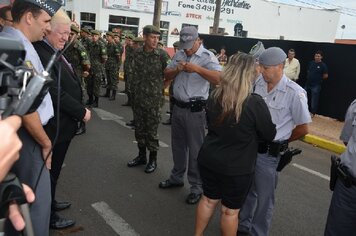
[153,0,162,29]
[212,0,222,34]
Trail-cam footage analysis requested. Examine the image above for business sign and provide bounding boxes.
[103,0,168,14]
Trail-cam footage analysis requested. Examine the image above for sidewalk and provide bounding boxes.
[302,114,346,154]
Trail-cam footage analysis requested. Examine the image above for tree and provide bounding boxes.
[153,0,162,29]
[212,0,222,34]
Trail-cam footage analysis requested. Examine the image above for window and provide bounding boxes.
[182,23,198,30]
[80,12,96,29]
[108,15,140,36]
[209,27,225,35]
[160,21,169,46]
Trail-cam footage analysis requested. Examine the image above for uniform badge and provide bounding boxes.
[24,60,34,69]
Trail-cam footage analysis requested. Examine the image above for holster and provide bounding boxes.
[329,155,339,191]
[276,147,302,172]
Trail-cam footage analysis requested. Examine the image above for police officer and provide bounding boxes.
[162,41,180,126]
[126,25,170,174]
[86,29,107,107]
[324,99,356,235]
[102,32,121,100]
[159,26,222,205]
[238,47,311,236]
[0,1,61,235]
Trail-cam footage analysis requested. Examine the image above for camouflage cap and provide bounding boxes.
[143,25,160,35]
[173,41,180,48]
[81,28,91,34]
[113,33,120,38]
[125,34,134,40]
[91,30,101,36]
[15,0,61,17]
[70,24,80,34]
[106,31,114,37]
[158,41,164,46]
[133,37,144,43]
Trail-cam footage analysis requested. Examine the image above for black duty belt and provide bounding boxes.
[172,97,207,112]
[258,140,289,157]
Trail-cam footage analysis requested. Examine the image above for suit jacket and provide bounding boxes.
[33,40,86,143]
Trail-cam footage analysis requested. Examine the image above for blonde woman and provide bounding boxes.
[195,53,276,236]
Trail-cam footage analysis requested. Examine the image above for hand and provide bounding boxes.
[8,184,35,231]
[42,144,52,170]
[83,108,91,122]
[177,61,185,72]
[0,116,22,181]
[82,71,89,78]
[182,62,198,73]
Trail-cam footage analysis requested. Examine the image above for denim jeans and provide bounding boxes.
[305,84,321,114]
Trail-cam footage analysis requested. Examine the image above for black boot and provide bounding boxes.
[92,96,99,108]
[127,147,147,167]
[85,95,93,106]
[145,151,157,173]
[100,89,110,97]
[75,121,86,135]
[109,90,116,101]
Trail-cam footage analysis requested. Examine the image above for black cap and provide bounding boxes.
[17,0,61,17]
[143,25,160,35]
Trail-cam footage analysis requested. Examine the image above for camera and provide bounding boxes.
[0,36,53,118]
[0,36,54,236]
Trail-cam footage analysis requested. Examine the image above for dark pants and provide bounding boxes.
[305,84,321,114]
[324,179,356,236]
[50,140,71,209]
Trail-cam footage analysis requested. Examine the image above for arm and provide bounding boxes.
[296,61,300,80]
[22,112,52,169]
[288,123,309,142]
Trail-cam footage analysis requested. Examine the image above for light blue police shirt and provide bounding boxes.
[254,74,311,141]
[0,26,54,125]
[167,44,221,102]
[340,99,356,177]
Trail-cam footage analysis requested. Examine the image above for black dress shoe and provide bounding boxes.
[186,193,202,204]
[145,160,157,173]
[50,213,75,230]
[122,102,131,106]
[237,230,251,236]
[159,179,184,189]
[127,156,147,167]
[75,122,86,136]
[53,200,71,211]
[126,120,135,127]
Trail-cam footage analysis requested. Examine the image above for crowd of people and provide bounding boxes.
[0,1,354,236]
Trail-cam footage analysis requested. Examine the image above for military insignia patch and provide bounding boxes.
[24,60,34,69]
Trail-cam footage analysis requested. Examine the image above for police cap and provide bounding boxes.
[143,25,160,35]
[259,47,287,66]
[249,41,265,59]
[16,0,61,17]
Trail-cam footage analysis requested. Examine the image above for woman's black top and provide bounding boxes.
[198,93,276,176]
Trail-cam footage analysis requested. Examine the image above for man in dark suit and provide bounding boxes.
[33,9,91,230]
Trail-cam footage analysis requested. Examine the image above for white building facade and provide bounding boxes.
[64,0,340,46]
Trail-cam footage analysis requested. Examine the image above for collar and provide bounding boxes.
[256,74,288,93]
[1,26,29,44]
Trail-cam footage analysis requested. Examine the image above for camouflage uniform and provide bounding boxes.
[64,38,90,100]
[123,43,134,104]
[87,30,107,105]
[132,46,170,152]
[105,39,121,91]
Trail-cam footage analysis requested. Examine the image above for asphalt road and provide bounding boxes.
[50,87,335,236]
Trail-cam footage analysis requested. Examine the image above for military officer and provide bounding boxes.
[86,29,107,107]
[127,25,170,174]
[102,31,121,100]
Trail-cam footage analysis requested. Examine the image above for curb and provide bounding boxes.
[302,134,346,155]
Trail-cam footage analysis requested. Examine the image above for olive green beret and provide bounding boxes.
[91,30,101,36]
[125,34,135,40]
[173,41,180,48]
[133,37,145,43]
[70,25,80,34]
[106,31,114,37]
[81,28,91,34]
[143,25,161,35]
